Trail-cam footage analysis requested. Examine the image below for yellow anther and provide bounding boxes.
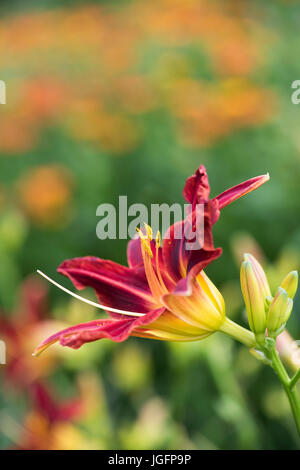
[136,227,153,258]
[142,239,153,258]
[156,231,161,248]
[144,223,153,240]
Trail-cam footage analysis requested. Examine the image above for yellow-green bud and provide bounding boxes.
[243,253,271,304]
[280,271,298,299]
[267,287,293,338]
[240,260,267,344]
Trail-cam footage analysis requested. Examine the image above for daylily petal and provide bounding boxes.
[183,164,269,214]
[184,201,222,274]
[17,276,48,323]
[30,382,82,423]
[162,201,221,283]
[183,164,210,208]
[132,329,210,341]
[149,239,176,292]
[161,220,186,283]
[162,275,224,333]
[128,236,175,292]
[132,309,211,341]
[197,271,225,314]
[127,237,143,268]
[34,308,165,354]
[57,256,157,314]
[214,173,269,210]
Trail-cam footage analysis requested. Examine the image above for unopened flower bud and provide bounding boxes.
[265,296,273,308]
[240,259,267,344]
[280,271,298,300]
[243,253,271,306]
[267,287,293,338]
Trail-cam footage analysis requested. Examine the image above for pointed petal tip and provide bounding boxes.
[33,332,62,357]
[32,341,51,357]
[275,286,288,297]
[261,172,270,182]
[252,172,270,187]
[241,259,252,270]
[254,172,270,181]
[32,348,41,357]
[215,171,270,210]
[243,252,258,263]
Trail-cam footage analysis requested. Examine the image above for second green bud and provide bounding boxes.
[240,254,270,345]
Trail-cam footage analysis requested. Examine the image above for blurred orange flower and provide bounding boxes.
[17,165,74,227]
[166,78,274,147]
[0,1,275,155]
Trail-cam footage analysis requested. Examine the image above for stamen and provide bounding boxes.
[136,226,167,302]
[155,231,161,247]
[136,228,153,258]
[36,270,146,317]
[144,223,153,240]
[155,231,168,293]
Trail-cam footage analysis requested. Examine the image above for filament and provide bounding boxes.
[36,270,146,317]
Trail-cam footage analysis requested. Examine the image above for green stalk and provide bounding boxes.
[219,317,300,438]
[268,344,300,437]
[290,369,300,390]
[219,317,256,348]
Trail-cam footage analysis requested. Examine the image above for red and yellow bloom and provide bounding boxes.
[15,381,85,450]
[34,165,269,355]
[0,276,64,386]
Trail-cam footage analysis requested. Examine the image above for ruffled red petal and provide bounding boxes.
[58,256,157,314]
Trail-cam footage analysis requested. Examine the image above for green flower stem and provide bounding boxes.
[268,344,300,437]
[219,317,256,348]
[290,369,300,390]
[220,317,300,436]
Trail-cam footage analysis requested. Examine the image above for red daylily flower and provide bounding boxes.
[14,382,84,450]
[34,165,269,355]
[0,276,64,387]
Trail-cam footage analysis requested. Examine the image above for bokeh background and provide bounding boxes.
[1,0,300,450]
